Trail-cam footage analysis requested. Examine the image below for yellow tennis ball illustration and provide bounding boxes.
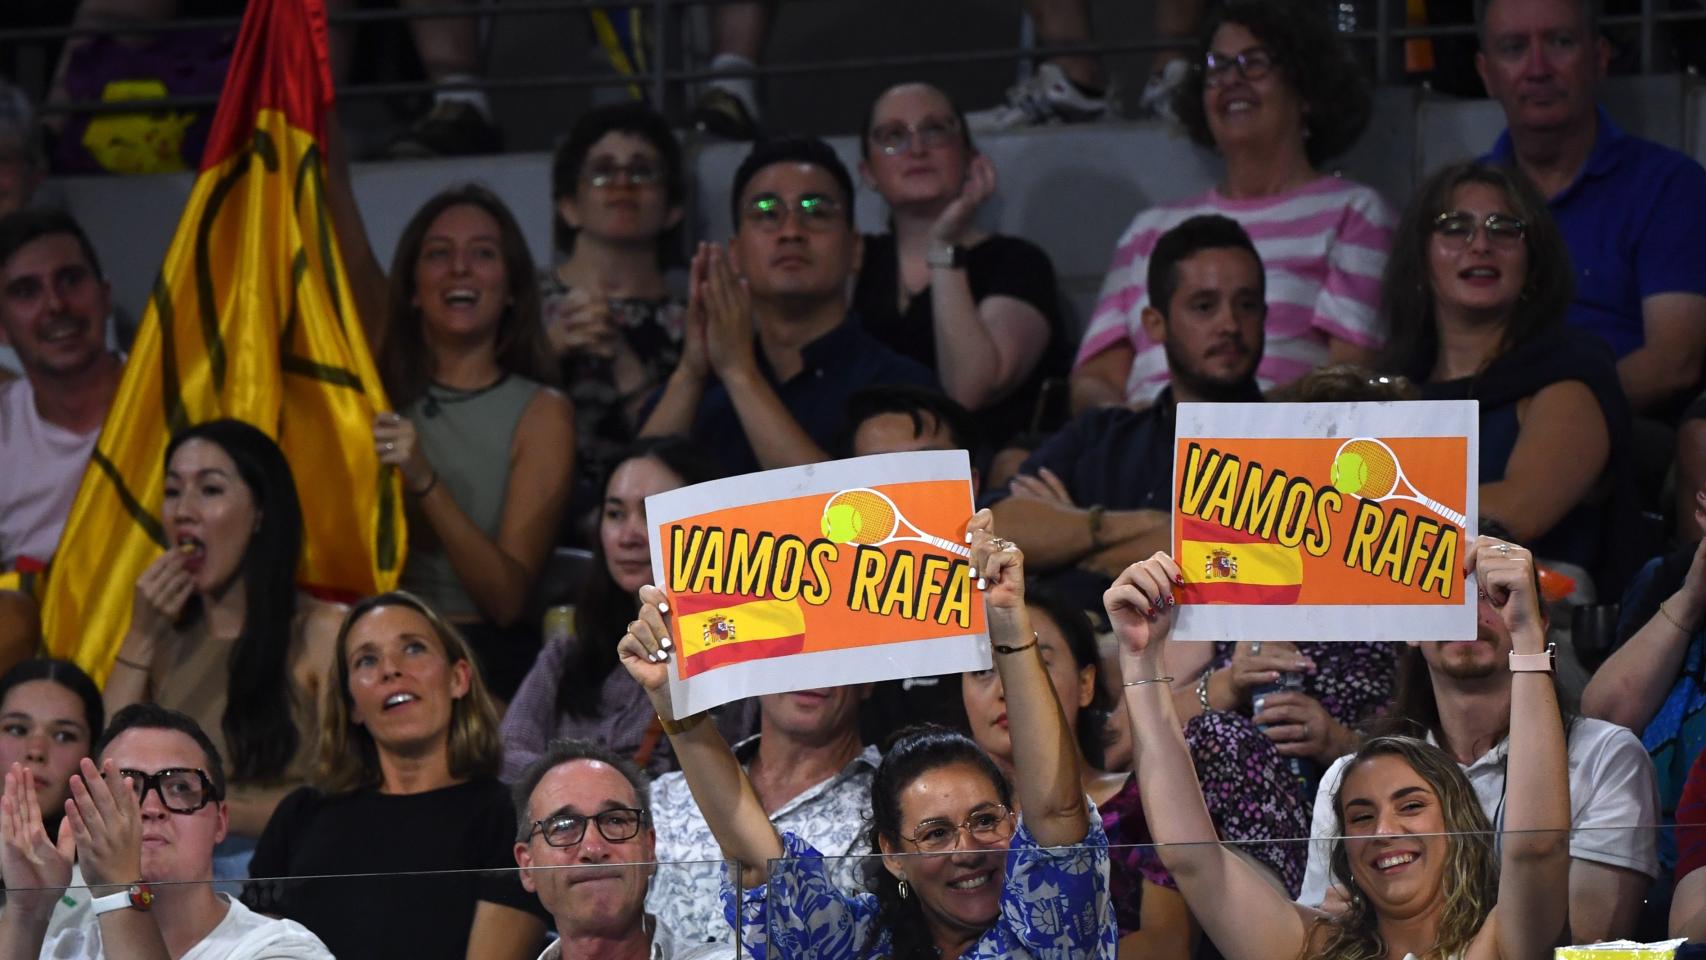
[1332,451,1369,496]
[821,503,864,542]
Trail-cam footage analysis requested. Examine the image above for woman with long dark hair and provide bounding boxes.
[244,591,545,959]
[499,435,732,779]
[619,511,1115,958]
[105,419,342,852]
[1377,161,1635,592]
[331,174,576,704]
[1115,538,1569,960]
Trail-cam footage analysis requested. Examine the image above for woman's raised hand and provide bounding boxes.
[617,584,677,712]
[1468,536,1544,648]
[373,412,434,493]
[1106,553,1183,674]
[129,548,194,645]
[0,763,72,911]
[966,508,1025,612]
[546,287,619,361]
[929,152,997,247]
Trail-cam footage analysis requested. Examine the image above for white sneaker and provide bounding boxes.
[966,62,1112,133]
[1136,58,1191,121]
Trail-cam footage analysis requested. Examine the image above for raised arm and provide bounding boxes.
[618,584,781,888]
[321,117,391,354]
[105,550,196,721]
[1472,538,1571,960]
[1113,554,1315,960]
[0,763,74,960]
[1582,501,1706,731]
[966,510,1087,846]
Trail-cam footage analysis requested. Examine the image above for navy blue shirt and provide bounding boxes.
[689,316,938,476]
[1486,107,1706,357]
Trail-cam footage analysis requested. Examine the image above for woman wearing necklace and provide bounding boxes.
[332,172,575,707]
[1376,162,1634,591]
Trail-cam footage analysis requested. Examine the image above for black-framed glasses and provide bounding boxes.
[869,118,963,156]
[1202,48,1279,87]
[901,804,1015,853]
[1431,211,1527,248]
[741,193,846,233]
[584,161,661,189]
[119,768,221,814]
[528,807,650,848]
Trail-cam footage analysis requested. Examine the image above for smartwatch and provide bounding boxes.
[1508,643,1556,674]
[90,883,154,916]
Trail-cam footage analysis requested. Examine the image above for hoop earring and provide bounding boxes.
[898,879,909,899]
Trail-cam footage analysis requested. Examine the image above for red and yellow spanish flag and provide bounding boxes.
[671,592,807,679]
[23,0,402,683]
[1177,517,1303,605]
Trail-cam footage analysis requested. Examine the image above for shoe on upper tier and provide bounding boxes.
[386,100,503,159]
[966,62,1112,133]
[688,88,761,141]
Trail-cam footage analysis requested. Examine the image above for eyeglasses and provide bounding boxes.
[741,193,845,233]
[1202,48,1279,87]
[1431,211,1526,248]
[119,768,221,814]
[901,804,1015,853]
[869,118,963,156]
[583,161,661,189]
[527,807,649,848]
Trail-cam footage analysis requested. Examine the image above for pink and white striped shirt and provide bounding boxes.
[1075,174,1396,401]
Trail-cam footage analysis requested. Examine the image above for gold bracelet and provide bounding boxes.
[1123,676,1174,687]
[658,712,706,736]
[992,632,1040,655]
[1197,670,1213,712]
[1659,600,1690,633]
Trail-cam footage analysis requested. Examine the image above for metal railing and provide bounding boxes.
[6,0,1706,123]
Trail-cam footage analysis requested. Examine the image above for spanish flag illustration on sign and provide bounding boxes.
[648,452,993,716]
[1170,402,1478,644]
[2,0,403,684]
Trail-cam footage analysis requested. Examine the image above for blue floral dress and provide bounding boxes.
[723,814,1116,959]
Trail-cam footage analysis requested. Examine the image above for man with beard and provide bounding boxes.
[1298,575,1660,943]
[988,214,1264,611]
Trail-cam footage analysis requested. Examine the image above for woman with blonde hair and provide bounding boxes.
[243,592,545,960]
[1115,538,1569,960]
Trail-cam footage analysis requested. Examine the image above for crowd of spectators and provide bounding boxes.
[4,0,1706,955]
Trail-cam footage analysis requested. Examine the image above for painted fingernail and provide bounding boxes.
[1146,607,1157,618]
[648,651,661,663]
[964,531,973,543]
[658,601,669,614]
[660,635,673,650]
[1166,596,1177,607]
[1173,574,1185,585]
[976,577,987,591]
[659,649,670,661]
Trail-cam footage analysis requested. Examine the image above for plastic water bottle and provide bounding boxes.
[1253,671,1313,796]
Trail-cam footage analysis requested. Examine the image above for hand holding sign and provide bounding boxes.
[1106,553,1183,681]
[618,585,677,716]
[1467,537,1544,646]
[966,509,1024,613]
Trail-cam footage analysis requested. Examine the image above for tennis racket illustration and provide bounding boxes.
[1329,437,1467,528]
[819,488,972,557]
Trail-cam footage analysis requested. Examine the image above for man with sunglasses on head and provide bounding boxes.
[639,136,936,476]
[511,740,720,960]
[0,703,331,959]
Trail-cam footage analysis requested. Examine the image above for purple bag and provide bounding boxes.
[54,28,234,175]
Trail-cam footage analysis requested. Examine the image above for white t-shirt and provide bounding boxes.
[0,379,101,569]
[40,893,332,960]
[1298,717,1660,905]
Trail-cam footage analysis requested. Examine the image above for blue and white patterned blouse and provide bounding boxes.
[723,811,1116,959]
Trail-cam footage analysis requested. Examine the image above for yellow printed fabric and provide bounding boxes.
[36,0,402,685]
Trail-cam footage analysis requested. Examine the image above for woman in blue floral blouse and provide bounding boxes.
[617,510,1117,959]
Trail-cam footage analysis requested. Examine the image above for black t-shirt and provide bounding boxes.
[853,232,1069,442]
[243,779,544,959]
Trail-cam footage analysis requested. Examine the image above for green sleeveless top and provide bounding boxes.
[399,374,540,618]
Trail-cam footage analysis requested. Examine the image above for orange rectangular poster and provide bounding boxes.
[1172,401,1479,642]
[648,450,988,715]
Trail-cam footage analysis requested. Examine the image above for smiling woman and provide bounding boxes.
[242,592,547,960]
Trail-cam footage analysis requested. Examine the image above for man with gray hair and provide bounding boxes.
[511,740,722,960]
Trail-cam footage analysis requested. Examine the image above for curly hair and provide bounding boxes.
[1375,162,1574,383]
[1172,0,1373,167]
[862,725,1013,959]
[1310,735,1497,960]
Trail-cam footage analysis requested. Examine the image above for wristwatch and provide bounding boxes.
[1508,643,1556,674]
[90,883,154,916]
[926,242,968,269]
